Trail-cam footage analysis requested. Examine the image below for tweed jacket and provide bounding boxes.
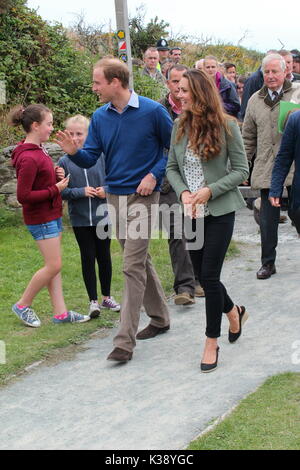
[166,119,249,217]
[242,80,300,189]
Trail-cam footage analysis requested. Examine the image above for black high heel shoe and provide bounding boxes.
[200,347,220,373]
[228,305,249,343]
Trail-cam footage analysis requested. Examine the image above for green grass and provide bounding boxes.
[0,220,239,386]
[0,223,175,385]
[188,372,300,450]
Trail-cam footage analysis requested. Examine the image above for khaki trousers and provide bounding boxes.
[107,192,170,352]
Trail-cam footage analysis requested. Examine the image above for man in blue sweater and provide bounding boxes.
[56,57,173,363]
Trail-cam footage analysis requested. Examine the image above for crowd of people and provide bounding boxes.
[8,40,300,372]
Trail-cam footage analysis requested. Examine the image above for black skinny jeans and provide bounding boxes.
[72,225,112,301]
[189,212,235,338]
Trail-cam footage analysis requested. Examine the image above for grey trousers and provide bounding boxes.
[107,192,170,353]
[159,189,195,295]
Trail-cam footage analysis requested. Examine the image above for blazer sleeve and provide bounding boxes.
[208,120,249,199]
[166,123,190,200]
[269,114,296,197]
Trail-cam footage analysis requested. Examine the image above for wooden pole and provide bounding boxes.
[114,0,133,88]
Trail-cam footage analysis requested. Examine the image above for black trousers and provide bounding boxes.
[188,212,235,338]
[259,188,290,266]
[159,189,195,295]
[72,225,112,301]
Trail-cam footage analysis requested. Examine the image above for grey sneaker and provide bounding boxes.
[52,311,91,324]
[88,301,101,319]
[12,304,41,328]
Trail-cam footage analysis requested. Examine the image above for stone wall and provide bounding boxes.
[0,143,64,208]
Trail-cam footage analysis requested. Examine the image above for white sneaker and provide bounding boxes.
[89,301,101,319]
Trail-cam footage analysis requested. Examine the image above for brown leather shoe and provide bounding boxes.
[256,264,276,280]
[107,347,133,362]
[194,285,205,297]
[136,323,170,340]
[174,292,195,305]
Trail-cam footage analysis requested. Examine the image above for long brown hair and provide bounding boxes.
[176,69,231,160]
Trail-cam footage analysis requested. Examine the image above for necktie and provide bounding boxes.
[272,91,278,101]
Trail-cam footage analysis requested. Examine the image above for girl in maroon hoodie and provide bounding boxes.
[9,104,90,327]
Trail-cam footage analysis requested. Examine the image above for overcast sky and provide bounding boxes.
[27,0,300,53]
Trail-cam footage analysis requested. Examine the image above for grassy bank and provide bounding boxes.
[188,372,300,450]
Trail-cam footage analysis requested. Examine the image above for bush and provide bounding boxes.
[133,67,166,101]
[0,0,98,137]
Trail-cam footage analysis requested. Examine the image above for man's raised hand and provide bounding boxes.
[54,130,78,155]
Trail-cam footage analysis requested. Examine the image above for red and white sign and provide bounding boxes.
[118,40,127,51]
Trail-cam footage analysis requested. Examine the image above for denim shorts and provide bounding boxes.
[26,217,63,241]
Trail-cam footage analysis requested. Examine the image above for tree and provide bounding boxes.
[129,4,169,58]
[0,1,98,128]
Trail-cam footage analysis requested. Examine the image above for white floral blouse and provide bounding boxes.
[183,144,210,217]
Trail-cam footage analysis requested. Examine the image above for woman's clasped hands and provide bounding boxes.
[181,187,212,218]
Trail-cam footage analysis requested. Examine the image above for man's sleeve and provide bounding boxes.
[150,104,173,180]
[269,115,296,197]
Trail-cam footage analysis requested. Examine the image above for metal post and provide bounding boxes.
[114,0,133,89]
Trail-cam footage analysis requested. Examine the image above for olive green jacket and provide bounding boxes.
[166,119,249,217]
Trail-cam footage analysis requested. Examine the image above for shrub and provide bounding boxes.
[0,0,98,137]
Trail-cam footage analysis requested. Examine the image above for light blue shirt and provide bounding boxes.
[107,90,139,114]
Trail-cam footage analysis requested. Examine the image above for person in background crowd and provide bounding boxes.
[291,50,300,74]
[8,104,90,327]
[58,115,120,318]
[278,50,300,82]
[160,64,204,303]
[236,75,247,103]
[156,38,170,71]
[167,69,249,373]
[240,50,283,121]
[203,55,240,117]
[169,47,182,64]
[55,57,173,364]
[224,63,237,84]
[195,59,205,70]
[242,53,300,279]
[142,47,166,85]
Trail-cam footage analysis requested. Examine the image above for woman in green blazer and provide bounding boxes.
[166,69,249,372]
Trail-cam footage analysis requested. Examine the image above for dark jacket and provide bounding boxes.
[240,68,264,120]
[58,154,108,227]
[218,75,241,117]
[160,93,179,121]
[269,110,300,211]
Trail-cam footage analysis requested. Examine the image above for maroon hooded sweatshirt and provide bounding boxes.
[12,142,62,225]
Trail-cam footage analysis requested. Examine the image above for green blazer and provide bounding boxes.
[166,119,249,217]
